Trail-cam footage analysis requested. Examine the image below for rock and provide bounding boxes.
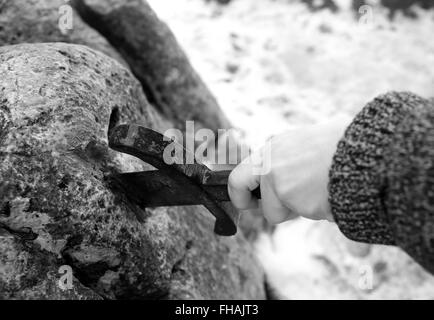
[352,0,434,20]
[205,0,232,5]
[0,0,126,65]
[72,0,232,132]
[0,236,103,299]
[381,0,433,11]
[381,0,419,19]
[300,0,339,13]
[0,43,265,299]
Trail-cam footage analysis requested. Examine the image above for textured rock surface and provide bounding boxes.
[0,0,125,65]
[72,0,232,132]
[0,43,265,299]
[0,236,103,299]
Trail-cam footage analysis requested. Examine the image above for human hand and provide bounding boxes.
[228,115,352,224]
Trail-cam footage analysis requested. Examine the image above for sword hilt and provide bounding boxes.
[108,124,242,236]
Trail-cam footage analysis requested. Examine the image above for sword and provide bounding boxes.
[108,124,260,236]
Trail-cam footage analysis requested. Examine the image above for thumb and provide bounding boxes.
[227,153,261,210]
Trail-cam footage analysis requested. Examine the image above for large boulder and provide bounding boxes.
[0,0,125,64]
[0,0,270,240]
[0,42,265,299]
[72,0,232,132]
[0,0,234,149]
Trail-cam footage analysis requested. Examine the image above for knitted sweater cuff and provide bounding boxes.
[328,92,427,245]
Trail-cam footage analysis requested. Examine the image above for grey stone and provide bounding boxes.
[0,43,265,300]
[72,0,232,132]
[0,0,126,65]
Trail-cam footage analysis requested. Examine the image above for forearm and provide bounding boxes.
[329,92,434,273]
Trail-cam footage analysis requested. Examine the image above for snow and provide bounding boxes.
[147,0,434,299]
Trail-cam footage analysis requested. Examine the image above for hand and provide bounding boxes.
[227,115,352,224]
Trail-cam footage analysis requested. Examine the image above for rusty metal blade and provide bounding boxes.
[108,124,260,236]
[109,171,231,206]
[109,124,238,236]
[109,170,261,207]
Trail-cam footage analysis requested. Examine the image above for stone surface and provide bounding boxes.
[0,43,265,299]
[0,0,126,65]
[72,0,232,132]
[0,236,103,299]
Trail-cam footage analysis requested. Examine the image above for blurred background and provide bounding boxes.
[147,0,434,299]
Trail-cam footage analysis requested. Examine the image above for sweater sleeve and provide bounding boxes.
[329,91,434,273]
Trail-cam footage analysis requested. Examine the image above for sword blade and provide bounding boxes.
[109,171,231,207]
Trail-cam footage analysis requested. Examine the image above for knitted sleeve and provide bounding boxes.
[329,91,434,273]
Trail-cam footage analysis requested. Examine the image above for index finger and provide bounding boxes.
[227,153,261,210]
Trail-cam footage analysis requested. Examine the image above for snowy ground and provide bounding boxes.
[148,0,434,299]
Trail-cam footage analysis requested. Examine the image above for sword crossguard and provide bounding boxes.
[108,124,240,236]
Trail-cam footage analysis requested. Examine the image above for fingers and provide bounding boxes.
[260,176,292,224]
[228,143,293,224]
[228,154,260,210]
